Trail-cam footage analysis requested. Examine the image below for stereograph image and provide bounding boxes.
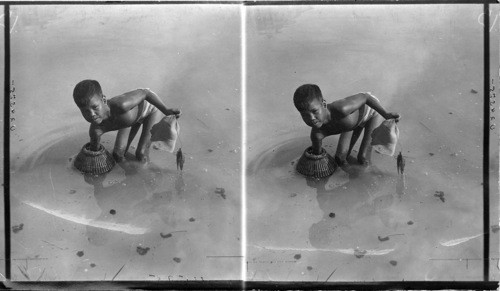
[5,5,242,281]
[1,2,499,287]
[246,4,499,282]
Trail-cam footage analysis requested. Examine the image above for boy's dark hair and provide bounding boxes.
[293,84,323,111]
[73,79,103,107]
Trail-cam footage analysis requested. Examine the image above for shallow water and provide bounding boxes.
[246,5,499,281]
[7,5,242,281]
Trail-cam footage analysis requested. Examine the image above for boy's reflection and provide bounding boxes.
[306,159,401,249]
[83,159,184,246]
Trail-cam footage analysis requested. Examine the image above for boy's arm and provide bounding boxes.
[89,125,104,151]
[333,93,399,120]
[111,89,180,117]
[143,89,181,117]
[311,129,324,155]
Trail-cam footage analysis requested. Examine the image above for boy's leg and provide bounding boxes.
[126,123,142,152]
[358,113,384,165]
[113,127,131,162]
[347,127,363,157]
[335,131,353,166]
[136,110,164,162]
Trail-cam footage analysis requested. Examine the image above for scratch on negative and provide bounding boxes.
[49,168,57,200]
[248,245,394,256]
[10,15,19,34]
[440,233,483,247]
[112,264,126,281]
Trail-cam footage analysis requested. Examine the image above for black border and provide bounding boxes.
[0,280,499,290]
[2,1,498,290]
[482,2,491,282]
[3,3,11,283]
[0,0,498,5]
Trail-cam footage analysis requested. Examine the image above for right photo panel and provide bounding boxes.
[246,4,499,282]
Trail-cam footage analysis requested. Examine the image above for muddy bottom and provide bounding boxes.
[246,132,487,281]
[10,129,241,281]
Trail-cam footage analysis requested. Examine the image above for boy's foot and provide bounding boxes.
[113,152,125,163]
[334,156,349,167]
[357,156,370,166]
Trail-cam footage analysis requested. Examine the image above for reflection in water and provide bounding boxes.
[248,138,408,252]
[83,159,185,246]
[306,160,402,250]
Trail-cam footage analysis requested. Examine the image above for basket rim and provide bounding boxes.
[303,146,328,160]
[81,142,105,156]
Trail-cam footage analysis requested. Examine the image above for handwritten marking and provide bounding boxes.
[490,78,496,130]
[478,11,500,32]
[10,80,16,131]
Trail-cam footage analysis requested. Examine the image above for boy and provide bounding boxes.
[293,84,400,166]
[73,79,181,163]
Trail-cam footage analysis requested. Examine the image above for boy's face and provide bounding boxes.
[78,94,107,125]
[298,98,327,128]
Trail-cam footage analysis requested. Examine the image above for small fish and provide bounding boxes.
[397,151,405,175]
[176,148,185,171]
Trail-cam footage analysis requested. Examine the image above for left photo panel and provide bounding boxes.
[8,4,242,281]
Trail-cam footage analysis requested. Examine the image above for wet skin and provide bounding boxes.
[297,93,400,165]
[77,89,181,162]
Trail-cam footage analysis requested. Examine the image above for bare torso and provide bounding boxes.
[312,103,362,139]
[90,99,142,137]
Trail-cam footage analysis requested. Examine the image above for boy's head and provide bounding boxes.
[293,84,328,128]
[73,80,108,125]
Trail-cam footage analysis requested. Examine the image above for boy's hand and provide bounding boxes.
[385,112,400,122]
[170,108,182,119]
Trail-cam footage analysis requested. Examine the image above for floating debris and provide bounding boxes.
[491,225,499,233]
[294,254,302,260]
[173,257,181,263]
[290,193,298,198]
[429,153,434,156]
[390,260,398,266]
[215,188,226,199]
[189,217,195,222]
[160,232,173,239]
[12,223,24,233]
[354,249,367,259]
[76,251,84,257]
[90,263,96,268]
[176,148,185,171]
[136,246,150,255]
[109,209,116,215]
[471,89,478,94]
[69,190,77,194]
[329,213,336,218]
[378,236,390,242]
[208,149,213,152]
[307,266,313,271]
[434,191,445,202]
[407,221,414,225]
